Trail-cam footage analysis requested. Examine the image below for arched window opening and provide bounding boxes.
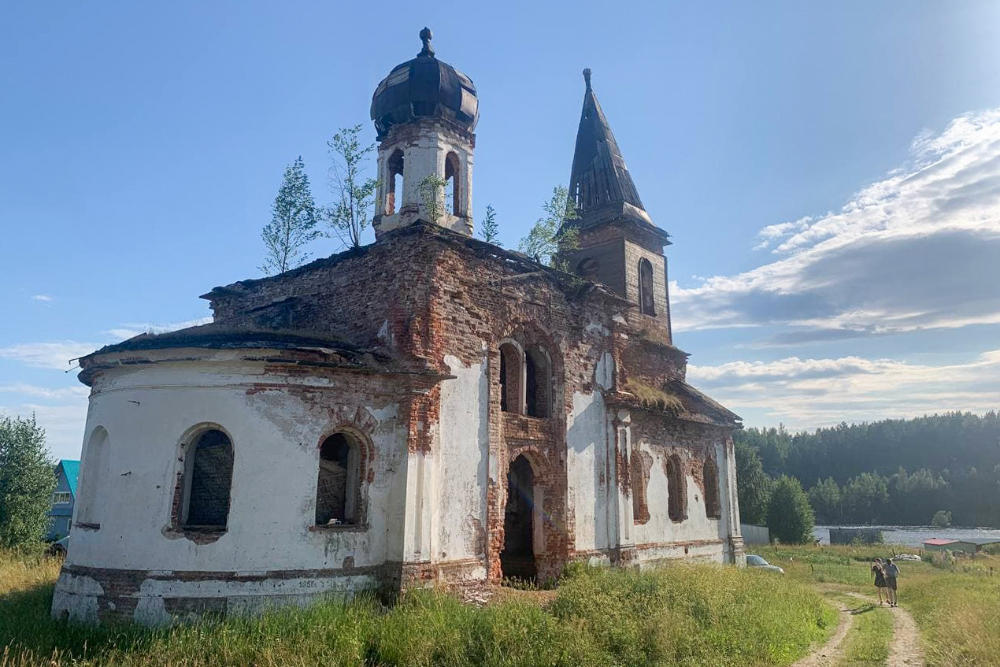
[183,429,234,530]
[386,149,404,215]
[445,151,461,216]
[498,342,522,414]
[315,432,363,526]
[577,257,600,280]
[77,426,109,525]
[500,454,537,580]
[524,347,551,418]
[638,258,656,315]
[631,449,650,524]
[703,459,721,519]
[666,454,686,523]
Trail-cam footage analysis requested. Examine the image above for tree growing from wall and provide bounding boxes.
[518,185,579,268]
[0,415,56,550]
[480,204,500,245]
[419,175,448,223]
[261,156,320,275]
[324,125,378,249]
[767,476,815,544]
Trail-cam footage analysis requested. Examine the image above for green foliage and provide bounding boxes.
[260,156,320,275]
[835,594,893,666]
[418,175,448,223]
[735,440,772,526]
[807,477,842,523]
[737,412,1000,527]
[517,186,579,268]
[0,552,836,667]
[479,204,500,245]
[324,125,379,249]
[767,476,815,545]
[931,510,952,528]
[0,416,55,550]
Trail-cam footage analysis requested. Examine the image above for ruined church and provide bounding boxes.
[53,29,744,625]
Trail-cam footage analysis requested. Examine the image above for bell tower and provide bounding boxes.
[370,29,478,238]
[563,69,674,343]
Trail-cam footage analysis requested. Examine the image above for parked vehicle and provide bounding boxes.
[746,554,784,574]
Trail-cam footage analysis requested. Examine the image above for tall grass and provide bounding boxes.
[1,550,834,667]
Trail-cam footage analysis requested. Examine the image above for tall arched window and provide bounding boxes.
[386,149,404,215]
[315,432,363,526]
[631,449,650,524]
[498,342,522,414]
[666,454,686,522]
[638,258,655,315]
[445,151,461,216]
[524,347,551,418]
[703,459,721,519]
[77,426,109,526]
[183,429,234,530]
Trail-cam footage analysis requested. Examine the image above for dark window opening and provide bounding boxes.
[445,152,460,216]
[524,348,550,418]
[704,459,721,519]
[666,454,686,522]
[499,343,521,414]
[387,149,404,215]
[577,257,600,280]
[500,455,536,581]
[316,433,362,526]
[639,258,656,315]
[184,429,234,530]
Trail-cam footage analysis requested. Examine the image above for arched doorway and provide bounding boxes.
[500,455,537,580]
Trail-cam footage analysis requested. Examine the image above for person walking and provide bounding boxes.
[871,557,887,604]
[885,558,900,607]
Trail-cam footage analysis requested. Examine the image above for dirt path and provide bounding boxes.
[846,592,925,667]
[791,599,856,667]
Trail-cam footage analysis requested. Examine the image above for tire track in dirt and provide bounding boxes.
[846,592,925,667]
[792,599,856,667]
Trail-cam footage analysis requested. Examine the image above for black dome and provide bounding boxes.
[370,28,479,138]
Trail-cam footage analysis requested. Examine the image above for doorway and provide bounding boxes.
[500,455,537,580]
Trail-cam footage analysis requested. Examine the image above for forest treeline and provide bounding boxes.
[735,411,1000,528]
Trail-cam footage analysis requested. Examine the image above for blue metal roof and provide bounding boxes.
[58,460,80,498]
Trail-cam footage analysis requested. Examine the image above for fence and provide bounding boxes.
[741,524,770,546]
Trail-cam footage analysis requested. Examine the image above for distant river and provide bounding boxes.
[814,525,1000,549]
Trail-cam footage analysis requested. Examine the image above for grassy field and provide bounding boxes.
[757,543,1000,667]
[0,551,835,667]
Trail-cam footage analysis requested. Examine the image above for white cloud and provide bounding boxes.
[0,401,88,461]
[674,108,1000,339]
[31,294,53,302]
[105,317,212,341]
[0,384,89,400]
[688,349,1000,429]
[0,341,99,370]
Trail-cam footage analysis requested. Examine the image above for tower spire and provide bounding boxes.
[568,68,652,227]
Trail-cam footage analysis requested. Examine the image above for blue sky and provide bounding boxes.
[3,1,999,460]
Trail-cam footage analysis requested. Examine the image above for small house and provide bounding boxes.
[46,460,79,541]
[952,538,1000,554]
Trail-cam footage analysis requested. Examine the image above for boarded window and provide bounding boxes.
[498,342,522,414]
[386,149,404,215]
[525,347,550,418]
[316,432,362,526]
[666,454,686,522]
[639,258,655,315]
[704,459,721,518]
[184,429,234,529]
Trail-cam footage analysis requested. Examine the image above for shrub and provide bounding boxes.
[767,476,815,545]
[0,416,56,550]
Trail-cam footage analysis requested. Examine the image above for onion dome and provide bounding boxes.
[370,28,479,138]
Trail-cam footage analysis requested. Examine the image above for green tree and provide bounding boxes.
[808,477,842,523]
[324,125,378,249]
[735,440,772,525]
[479,204,500,245]
[261,156,320,275]
[767,476,815,544]
[0,415,56,549]
[418,175,448,224]
[931,510,952,528]
[517,185,579,267]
